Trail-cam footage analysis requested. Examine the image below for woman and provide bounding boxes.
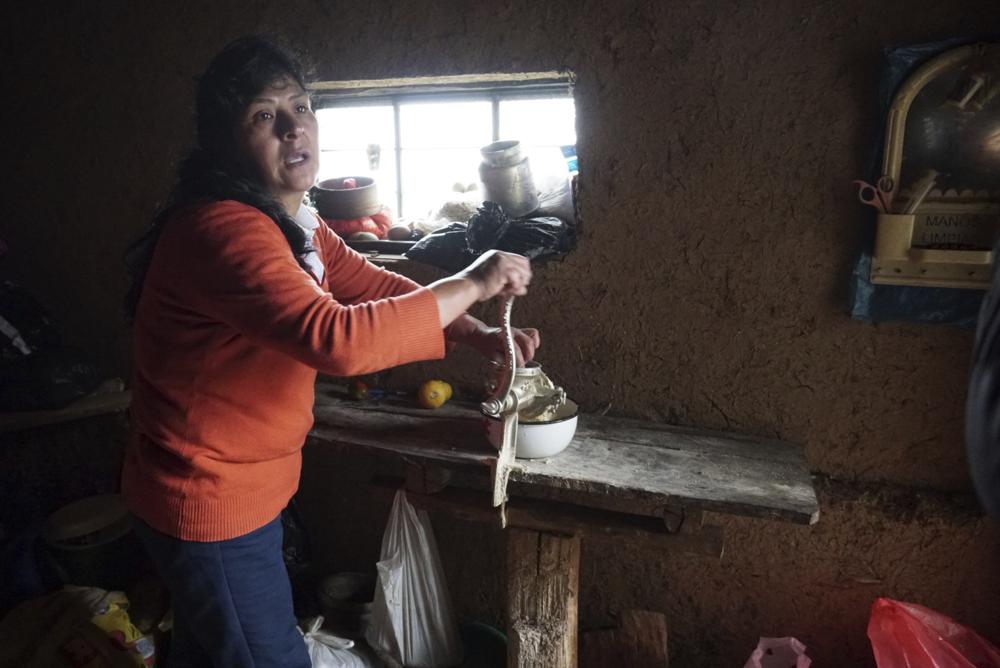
[123,35,539,667]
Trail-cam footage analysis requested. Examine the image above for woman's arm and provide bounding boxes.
[158,202,446,377]
[316,221,538,357]
[426,249,531,326]
[314,221,424,303]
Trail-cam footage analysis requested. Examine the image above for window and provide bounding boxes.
[312,73,576,222]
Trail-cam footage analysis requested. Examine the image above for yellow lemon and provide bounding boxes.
[418,379,452,409]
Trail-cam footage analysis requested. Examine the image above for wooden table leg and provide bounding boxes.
[506,528,580,668]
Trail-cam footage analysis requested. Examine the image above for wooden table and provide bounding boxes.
[309,383,819,667]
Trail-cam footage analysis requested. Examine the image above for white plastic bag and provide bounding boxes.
[300,616,375,668]
[365,490,463,667]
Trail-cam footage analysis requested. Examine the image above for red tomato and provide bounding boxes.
[323,216,381,238]
[370,206,395,237]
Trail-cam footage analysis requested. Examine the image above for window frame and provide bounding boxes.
[311,76,575,218]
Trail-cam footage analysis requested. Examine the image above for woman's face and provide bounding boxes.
[234,78,319,214]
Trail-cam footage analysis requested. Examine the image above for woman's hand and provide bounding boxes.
[458,250,532,302]
[467,325,541,367]
[429,251,532,328]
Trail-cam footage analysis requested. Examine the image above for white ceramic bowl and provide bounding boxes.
[484,400,578,459]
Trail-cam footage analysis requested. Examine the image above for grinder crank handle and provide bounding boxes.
[480,295,518,418]
[479,295,519,510]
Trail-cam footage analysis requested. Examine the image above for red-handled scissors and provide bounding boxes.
[853,176,896,214]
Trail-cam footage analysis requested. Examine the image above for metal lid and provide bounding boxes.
[480,140,524,168]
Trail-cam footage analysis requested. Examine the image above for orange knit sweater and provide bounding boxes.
[122,201,445,541]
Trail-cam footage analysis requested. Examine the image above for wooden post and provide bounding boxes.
[506,528,580,668]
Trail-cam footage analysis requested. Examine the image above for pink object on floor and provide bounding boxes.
[743,637,811,668]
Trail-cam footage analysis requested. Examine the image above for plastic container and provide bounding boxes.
[312,177,381,219]
[478,140,539,218]
[460,622,506,668]
[43,494,146,591]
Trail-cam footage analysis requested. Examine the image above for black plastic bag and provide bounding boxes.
[466,201,511,253]
[0,281,104,411]
[0,348,104,411]
[499,216,574,261]
[0,281,60,359]
[404,221,480,273]
[281,497,317,616]
[405,202,576,272]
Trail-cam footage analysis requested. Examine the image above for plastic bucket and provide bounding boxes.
[43,494,146,591]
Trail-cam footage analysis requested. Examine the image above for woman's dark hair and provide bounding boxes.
[124,35,314,320]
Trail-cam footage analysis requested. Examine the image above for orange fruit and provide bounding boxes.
[417,379,452,409]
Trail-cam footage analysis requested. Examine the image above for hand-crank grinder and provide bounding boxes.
[479,296,578,508]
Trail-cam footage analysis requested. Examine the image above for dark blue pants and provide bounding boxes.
[133,515,310,668]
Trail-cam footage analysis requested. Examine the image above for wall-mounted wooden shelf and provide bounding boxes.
[0,389,131,434]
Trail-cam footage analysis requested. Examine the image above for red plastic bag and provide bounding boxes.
[322,215,380,238]
[868,598,1000,668]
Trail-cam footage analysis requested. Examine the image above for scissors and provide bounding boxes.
[853,176,896,214]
